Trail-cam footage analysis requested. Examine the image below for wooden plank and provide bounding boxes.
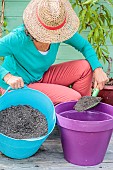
[57,44,84,60]
[57,44,113,59]
[5,0,29,1]
[4,1,113,17]
[4,2,29,17]
[4,17,113,46]
[4,0,109,2]
[0,135,113,170]
[4,17,23,32]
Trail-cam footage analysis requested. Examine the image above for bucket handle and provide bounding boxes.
[1,85,28,97]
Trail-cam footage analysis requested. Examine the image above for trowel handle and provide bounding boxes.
[92,88,100,97]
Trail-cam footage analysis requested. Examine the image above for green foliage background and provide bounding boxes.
[70,0,113,64]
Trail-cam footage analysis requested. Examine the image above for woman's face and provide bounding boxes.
[25,28,50,44]
[33,40,50,46]
[25,27,50,47]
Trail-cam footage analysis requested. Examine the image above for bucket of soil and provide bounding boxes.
[0,86,56,159]
[55,101,113,166]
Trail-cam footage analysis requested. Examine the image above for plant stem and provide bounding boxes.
[105,57,112,77]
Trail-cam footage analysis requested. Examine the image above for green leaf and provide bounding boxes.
[102,5,112,25]
[99,13,105,24]
[82,0,93,5]
[91,10,99,18]
[88,30,94,41]
[82,0,98,5]
[70,0,113,63]
[101,48,110,54]
[3,20,7,27]
[107,0,113,7]
[109,32,113,44]
[79,9,87,20]
[98,47,102,58]
[72,3,76,9]
[94,27,99,42]
[79,22,87,33]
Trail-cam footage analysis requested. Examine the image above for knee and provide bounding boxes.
[79,60,93,78]
[67,91,81,101]
[81,60,92,72]
[55,89,81,104]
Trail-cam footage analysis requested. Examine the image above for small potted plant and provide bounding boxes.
[98,57,113,105]
[71,0,113,105]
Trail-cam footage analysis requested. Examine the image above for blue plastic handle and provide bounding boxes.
[1,85,28,97]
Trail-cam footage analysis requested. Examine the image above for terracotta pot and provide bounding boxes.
[98,85,113,106]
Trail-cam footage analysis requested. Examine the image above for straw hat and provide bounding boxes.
[23,0,79,43]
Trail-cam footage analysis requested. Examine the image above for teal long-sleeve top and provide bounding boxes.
[0,24,102,89]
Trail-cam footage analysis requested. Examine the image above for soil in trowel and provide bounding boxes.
[74,96,102,112]
[0,105,48,139]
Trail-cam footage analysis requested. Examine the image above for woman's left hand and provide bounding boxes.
[93,67,109,90]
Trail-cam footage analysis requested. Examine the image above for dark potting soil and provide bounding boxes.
[0,105,48,139]
[74,96,102,112]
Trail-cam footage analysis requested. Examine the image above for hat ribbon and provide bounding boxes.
[37,12,66,30]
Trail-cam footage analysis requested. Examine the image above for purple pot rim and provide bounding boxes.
[55,101,77,107]
[55,101,113,107]
[57,110,113,123]
[56,113,113,132]
[55,101,113,132]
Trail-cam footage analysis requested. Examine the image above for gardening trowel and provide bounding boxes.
[74,88,102,112]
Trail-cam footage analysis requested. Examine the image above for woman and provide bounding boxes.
[0,0,108,105]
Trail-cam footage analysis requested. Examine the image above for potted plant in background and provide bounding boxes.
[98,56,113,105]
[70,0,113,105]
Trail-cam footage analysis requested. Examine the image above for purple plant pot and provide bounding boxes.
[55,101,113,166]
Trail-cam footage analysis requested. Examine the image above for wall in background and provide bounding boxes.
[1,0,113,76]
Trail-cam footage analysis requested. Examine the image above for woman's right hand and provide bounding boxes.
[4,73,24,89]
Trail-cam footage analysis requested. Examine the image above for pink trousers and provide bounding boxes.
[0,60,93,105]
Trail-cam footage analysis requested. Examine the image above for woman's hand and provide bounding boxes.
[93,68,109,90]
[4,73,24,89]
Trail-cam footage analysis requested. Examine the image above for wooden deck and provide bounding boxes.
[0,126,113,170]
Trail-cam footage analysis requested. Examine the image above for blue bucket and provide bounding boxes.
[0,86,56,159]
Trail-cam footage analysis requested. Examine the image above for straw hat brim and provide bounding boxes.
[23,0,80,43]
